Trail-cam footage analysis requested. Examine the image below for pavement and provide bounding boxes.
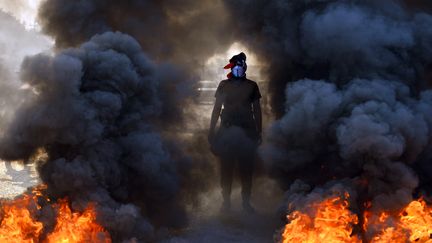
[0,160,284,242]
[0,161,39,199]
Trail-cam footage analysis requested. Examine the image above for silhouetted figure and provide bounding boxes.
[208,52,262,213]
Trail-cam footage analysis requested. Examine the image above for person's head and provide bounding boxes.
[224,52,247,78]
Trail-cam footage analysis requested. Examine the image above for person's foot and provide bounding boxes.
[242,201,256,214]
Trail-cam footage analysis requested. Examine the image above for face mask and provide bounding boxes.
[232,65,246,78]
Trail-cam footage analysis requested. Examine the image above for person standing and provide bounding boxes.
[208,52,262,213]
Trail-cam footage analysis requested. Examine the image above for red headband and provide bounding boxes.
[224,62,235,69]
[223,62,235,78]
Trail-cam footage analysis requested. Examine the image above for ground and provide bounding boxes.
[0,160,39,199]
[0,160,284,242]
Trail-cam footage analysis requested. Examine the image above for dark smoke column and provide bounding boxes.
[223,0,432,117]
[0,0,239,240]
[37,0,233,69]
[0,32,194,241]
[224,0,432,230]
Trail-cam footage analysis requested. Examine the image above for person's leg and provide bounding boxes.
[220,157,235,211]
[238,153,256,213]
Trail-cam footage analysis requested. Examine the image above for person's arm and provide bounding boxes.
[252,99,262,144]
[209,97,223,143]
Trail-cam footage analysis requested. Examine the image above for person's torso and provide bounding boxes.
[218,78,258,128]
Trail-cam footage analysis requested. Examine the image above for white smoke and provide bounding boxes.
[0,0,42,29]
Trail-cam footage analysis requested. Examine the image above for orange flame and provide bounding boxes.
[46,199,111,243]
[282,193,360,243]
[400,200,432,242]
[370,199,432,243]
[0,186,111,243]
[282,195,432,243]
[0,193,43,243]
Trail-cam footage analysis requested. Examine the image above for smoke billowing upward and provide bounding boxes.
[0,0,239,241]
[38,0,233,70]
[0,31,198,241]
[264,78,430,212]
[2,0,432,241]
[221,0,432,219]
[224,0,432,116]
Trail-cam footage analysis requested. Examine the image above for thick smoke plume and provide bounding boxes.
[3,0,432,241]
[35,0,239,204]
[222,0,432,218]
[265,79,429,212]
[224,0,432,116]
[0,31,197,241]
[38,0,233,71]
[0,0,242,241]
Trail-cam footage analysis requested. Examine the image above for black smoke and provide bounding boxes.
[3,0,432,241]
[221,0,432,228]
[224,0,432,116]
[35,1,239,212]
[38,0,233,70]
[0,0,243,241]
[0,31,198,241]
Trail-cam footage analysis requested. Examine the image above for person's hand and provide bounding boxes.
[208,130,219,156]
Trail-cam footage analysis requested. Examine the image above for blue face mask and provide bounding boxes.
[232,65,246,78]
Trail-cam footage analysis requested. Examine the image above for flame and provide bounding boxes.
[371,227,407,243]
[0,185,111,243]
[370,199,432,243]
[400,200,432,242]
[282,195,432,243]
[46,199,111,243]
[0,193,43,243]
[281,193,360,243]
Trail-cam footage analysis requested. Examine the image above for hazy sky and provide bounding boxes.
[0,0,42,29]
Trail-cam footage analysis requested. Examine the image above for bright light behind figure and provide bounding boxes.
[203,42,264,83]
[197,42,265,106]
[0,0,43,29]
[192,42,268,131]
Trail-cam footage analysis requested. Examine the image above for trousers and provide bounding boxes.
[219,152,256,202]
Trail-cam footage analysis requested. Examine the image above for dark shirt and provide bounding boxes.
[215,77,261,131]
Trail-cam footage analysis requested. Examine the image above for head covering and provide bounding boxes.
[224,52,247,78]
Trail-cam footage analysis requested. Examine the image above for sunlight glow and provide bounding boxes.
[0,0,43,29]
[203,42,264,82]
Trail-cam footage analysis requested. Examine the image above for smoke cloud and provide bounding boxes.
[0,0,242,241]
[3,0,432,241]
[263,78,428,212]
[0,31,199,241]
[38,0,233,71]
[224,0,432,116]
[221,0,432,218]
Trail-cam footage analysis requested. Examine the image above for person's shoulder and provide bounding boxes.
[216,79,229,92]
[218,79,229,87]
[244,78,259,87]
[220,79,230,83]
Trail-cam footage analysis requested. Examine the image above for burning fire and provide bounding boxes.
[369,199,432,243]
[281,193,360,243]
[0,185,111,243]
[0,192,43,243]
[281,193,432,243]
[46,199,111,243]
